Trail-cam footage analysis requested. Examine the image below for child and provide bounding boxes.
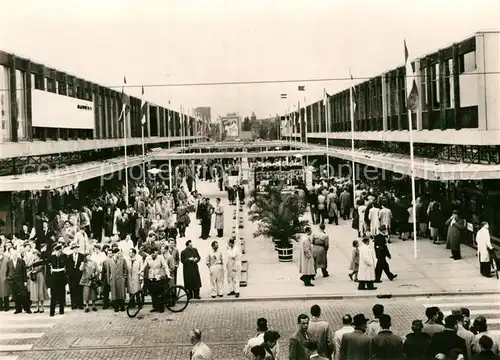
[349,240,359,281]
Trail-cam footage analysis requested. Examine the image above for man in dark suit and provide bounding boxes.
[5,251,31,314]
[429,315,468,359]
[374,225,397,282]
[308,304,334,359]
[370,314,404,360]
[49,244,67,316]
[66,243,84,309]
[36,220,53,253]
[289,313,312,360]
[403,320,431,360]
[339,314,371,360]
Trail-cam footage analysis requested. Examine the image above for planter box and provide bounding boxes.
[277,247,293,262]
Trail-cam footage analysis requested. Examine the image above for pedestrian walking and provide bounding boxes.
[357,237,376,291]
[446,210,467,260]
[348,240,359,282]
[312,223,329,278]
[298,227,315,287]
[374,225,397,282]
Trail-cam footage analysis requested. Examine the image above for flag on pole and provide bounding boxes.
[118,76,127,122]
[140,86,147,125]
[349,72,358,113]
[298,85,305,91]
[280,93,287,99]
[323,89,330,106]
[404,40,419,111]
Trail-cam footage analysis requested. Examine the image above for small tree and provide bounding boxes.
[248,184,308,249]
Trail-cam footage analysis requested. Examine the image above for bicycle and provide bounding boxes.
[489,248,499,279]
[126,276,190,318]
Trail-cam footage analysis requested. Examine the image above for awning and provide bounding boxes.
[302,144,500,180]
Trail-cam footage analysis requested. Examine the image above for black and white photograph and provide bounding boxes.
[0,0,499,359]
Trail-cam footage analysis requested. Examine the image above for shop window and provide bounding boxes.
[431,64,440,110]
[444,61,452,108]
[421,68,427,110]
[459,51,476,73]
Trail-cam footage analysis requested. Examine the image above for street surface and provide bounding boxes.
[0,295,498,360]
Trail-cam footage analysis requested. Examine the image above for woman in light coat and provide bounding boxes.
[476,221,493,277]
[214,198,224,238]
[27,249,48,313]
[357,237,376,290]
[298,227,315,287]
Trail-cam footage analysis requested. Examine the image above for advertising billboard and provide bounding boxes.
[31,89,95,129]
[221,114,240,140]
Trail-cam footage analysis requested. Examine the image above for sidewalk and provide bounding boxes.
[241,206,500,300]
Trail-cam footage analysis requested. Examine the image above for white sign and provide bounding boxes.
[31,89,95,129]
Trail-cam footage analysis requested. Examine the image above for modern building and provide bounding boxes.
[0,50,204,235]
[280,30,500,238]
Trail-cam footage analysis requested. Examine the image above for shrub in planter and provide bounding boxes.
[248,184,308,262]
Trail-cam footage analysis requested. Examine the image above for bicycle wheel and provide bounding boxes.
[165,285,189,313]
[126,291,145,318]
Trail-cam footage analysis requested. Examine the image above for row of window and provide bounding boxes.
[281,50,478,134]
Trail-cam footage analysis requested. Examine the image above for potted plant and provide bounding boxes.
[248,184,308,262]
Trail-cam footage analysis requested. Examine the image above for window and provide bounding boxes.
[58,81,67,95]
[421,68,427,110]
[459,51,476,73]
[445,59,453,108]
[431,63,440,109]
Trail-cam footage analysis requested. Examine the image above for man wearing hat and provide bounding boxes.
[339,314,371,360]
[49,244,67,316]
[373,225,397,283]
[67,242,84,310]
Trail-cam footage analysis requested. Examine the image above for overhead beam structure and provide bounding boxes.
[151,149,325,161]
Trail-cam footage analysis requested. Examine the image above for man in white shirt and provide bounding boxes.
[333,315,354,360]
[243,318,279,359]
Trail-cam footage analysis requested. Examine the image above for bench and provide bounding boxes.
[240,260,249,287]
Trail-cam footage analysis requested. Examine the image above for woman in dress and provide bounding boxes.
[27,249,49,313]
[79,253,98,312]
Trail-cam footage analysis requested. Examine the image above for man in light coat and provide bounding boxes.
[357,237,377,291]
[298,227,315,287]
[214,198,224,237]
[476,221,494,277]
[127,248,143,306]
[226,237,242,298]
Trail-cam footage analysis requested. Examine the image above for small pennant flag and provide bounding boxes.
[140,86,147,125]
[350,72,358,113]
[118,76,127,122]
[404,40,419,111]
[280,93,287,99]
[298,85,305,91]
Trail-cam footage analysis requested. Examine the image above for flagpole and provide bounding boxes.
[324,89,330,179]
[409,110,418,259]
[349,75,356,205]
[120,104,129,206]
[304,97,308,167]
[405,40,419,260]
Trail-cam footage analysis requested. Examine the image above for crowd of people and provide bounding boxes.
[0,160,246,316]
[294,176,498,291]
[189,303,499,359]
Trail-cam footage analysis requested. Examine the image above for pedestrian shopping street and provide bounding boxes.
[186,179,498,301]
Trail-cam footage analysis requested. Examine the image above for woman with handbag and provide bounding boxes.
[79,253,98,312]
[27,249,49,313]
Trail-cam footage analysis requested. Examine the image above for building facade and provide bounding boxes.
[280,31,500,238]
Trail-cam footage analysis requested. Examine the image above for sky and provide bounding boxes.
[1,0,499,122]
